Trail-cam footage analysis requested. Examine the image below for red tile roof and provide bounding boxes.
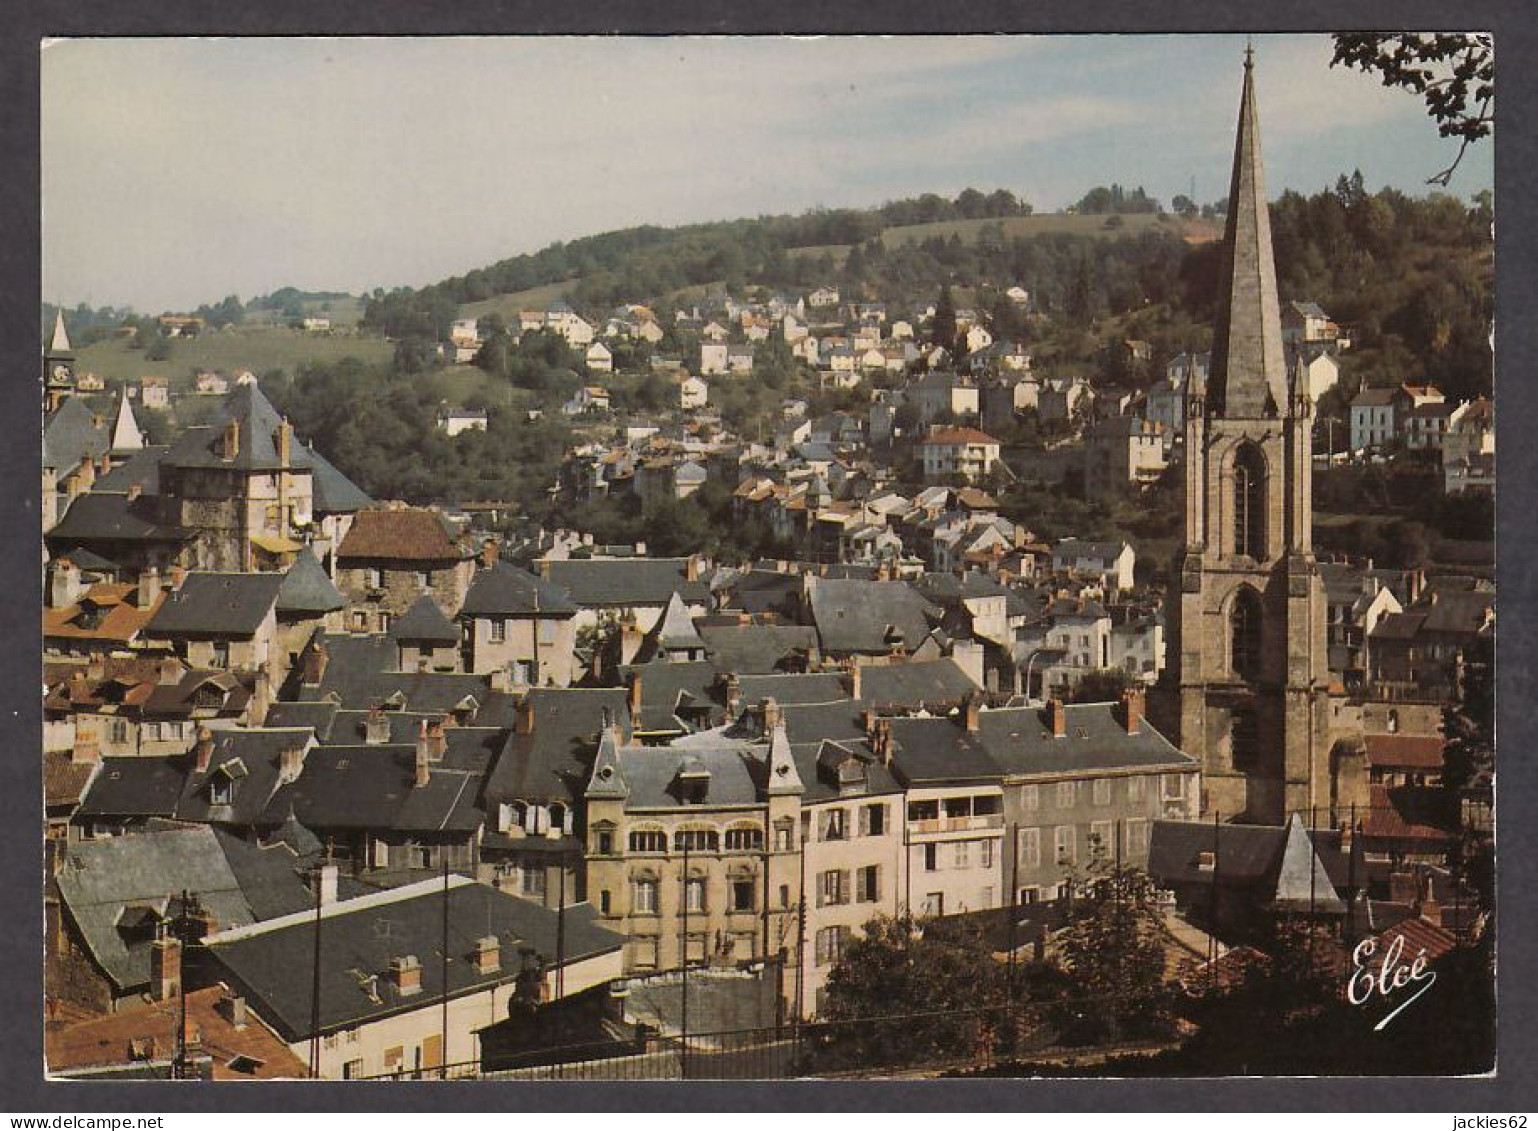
[46,986,309,1080]
[921,427,1002,447]
[337,507,462,562]
[1370,916,1459,966]
[44,752,98,809]
[1364,734,1446,770]
[1363,785,1457,844]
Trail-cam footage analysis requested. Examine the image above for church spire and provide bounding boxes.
[51,309,72,353]
[1208,47,1289,418]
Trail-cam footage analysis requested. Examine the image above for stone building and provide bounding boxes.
[1159,50,1334,824]
[334,505,475,635]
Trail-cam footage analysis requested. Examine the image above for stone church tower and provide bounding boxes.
[1161,50,1333,823]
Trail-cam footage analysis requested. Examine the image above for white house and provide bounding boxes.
[585,341,614,373]
[438,407,489,437]
[919,427,1003,483]
[1050,539,1136,591]
[678,375,708,411]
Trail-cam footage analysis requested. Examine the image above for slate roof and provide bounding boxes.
[790,740,902,803]
[654,592,705,649]
[544,558,709,608]
[276,549,346,616]
[697,623,819,674]
[620,661,723,734]
[43,397,110,472]
[173,728,316,829]
[338,507,463,562]
[75,758,188,822]
[147,573,284,638]
[46,494,192,547]
[163,382,314,472]
[54,825,312,994]
[390,595,461,644]
[737,672,848,707]
[971,702,1194,779]
[305,445,373,514]
[808,578,938,655]
[616,743,767,810]
[459,562,577,618]
[1147,820,1354,895]
[859,658,980,707]
[204,878,624,1040]
[721,570,801,618]
[255,703,341,744]
[483,688,632,807]
[92,446,167,495]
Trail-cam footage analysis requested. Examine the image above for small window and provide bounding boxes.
[1021,784,1040,811]
[981,839,994,869]
[731,879,755,913]
[724,827,763,852]
[856,865,881,903]
[819,809,847,841]
[1056,781,1076,809]
[923,843,938,872]
[489,619,506,644]
[629,829,666,853]
[684,877,707,913]
[954,841,970,868]
[858,803,886,837]
[595,830,614,856]
[1055,825,1075,866]
[1092,779,1112,807]
[209,777,234,806]
[599,890,612,915]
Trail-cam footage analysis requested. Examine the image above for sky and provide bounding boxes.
[41,33,1495,314]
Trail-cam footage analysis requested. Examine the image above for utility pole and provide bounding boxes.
[175,889,190,1080]
[440,849,450,1080]
[309,869,323,1079]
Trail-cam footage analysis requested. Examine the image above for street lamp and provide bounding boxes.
[1022,648,1045,707]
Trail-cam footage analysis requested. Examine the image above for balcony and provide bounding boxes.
[909,814,1004,837]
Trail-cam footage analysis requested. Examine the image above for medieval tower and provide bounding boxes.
[1162,49,1334,823]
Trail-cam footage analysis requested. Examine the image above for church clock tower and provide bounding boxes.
[1162,49,1333,823]
[44,309,76,413]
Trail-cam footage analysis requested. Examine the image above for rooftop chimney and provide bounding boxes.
[193,727,215,773]
[473,935,501,975]
[870,718,893,765]
[1120,687,1145,736]
[845,659,862,701]
[685,554,699,581]
[627,671,643,717]
[480,538,500,570]
[150,931,181,1002]
[762,697,782,734]
[302,643,328,687]
[137,566,160,609]
[217,992,249,1030]
[724,673,741,717]
[221,419,241,461]
[389,955,422,996]
[1418,871,1443,927]
[276,419,292,465]
[364,705,390,745]
[414,721,433,787]
[279,744,305,784]
[48,560,83,609]
[1046,698,1067,739]
[515,695,536,736]
[126,482,143,503]
[964,691,983,733]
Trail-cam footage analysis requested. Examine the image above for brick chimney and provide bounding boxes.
[168,564,187,591]
[221,419,241,461]
[137,566,160,609]
[473,935,501,975]
[964,690,983,733]
[1418,871,1442,926]
[762,697,782,734]
[302,643,328,687]
[685,555,699,582]
[845,659,862,701]
[480,538,500,570]
[414,721,433,787]
[389,955,422,996]
[193,727,216,773]
[364,705,390,745]
[276,419,292,465]
[515,694,536,736]
[1120,687,1145,736]
[278,744,305,784]
[871,718,893,765]
[150,931,181,1002]
[626,671,643,718]
[1046,698,1067,739]
[217,992,249,1030]
[724,672,741,717]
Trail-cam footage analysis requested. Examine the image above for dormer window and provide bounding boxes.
[210,778,235,805]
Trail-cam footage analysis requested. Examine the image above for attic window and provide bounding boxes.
[1197,850,1216,872]
[210,777,235,806]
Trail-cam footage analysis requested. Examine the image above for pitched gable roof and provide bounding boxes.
[147,572,284,638]
[460,562,576,618]
[390,594,461,644]
[276,549,346,616]
[337,507,462,562]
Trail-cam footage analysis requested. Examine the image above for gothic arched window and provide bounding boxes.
[1231,587,1262,682]
[1233,443,1267,559]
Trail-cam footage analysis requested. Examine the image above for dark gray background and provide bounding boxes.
[4,0,1531,1112]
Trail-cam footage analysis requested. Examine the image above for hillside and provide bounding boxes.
[72,326,392,387]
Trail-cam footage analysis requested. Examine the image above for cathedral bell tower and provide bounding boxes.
[1162,48,1332,823]
[44,310,76,413]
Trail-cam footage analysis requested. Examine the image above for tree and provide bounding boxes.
[1069,668,1133,704]
[813,914,1010,1071]
[1054,853,1175,1045]
[931,286,957,349]
[1331,34,1493,185]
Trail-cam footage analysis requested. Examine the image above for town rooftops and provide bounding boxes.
[1364,734,1446,770]
[460,562,578,619]
[43,397,110,472]
[337,506,463,562]
[306,446,373,514]
[276,549,346,616]
[543,557,709,608]
[807,577,938,655]
[164,382,315,473]
[203,876,624,1040]
[390,595,461,644]
[615,741,767,810]
[1352,386,1402,407]
[46,493,192,547]
[147,572,285,638]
